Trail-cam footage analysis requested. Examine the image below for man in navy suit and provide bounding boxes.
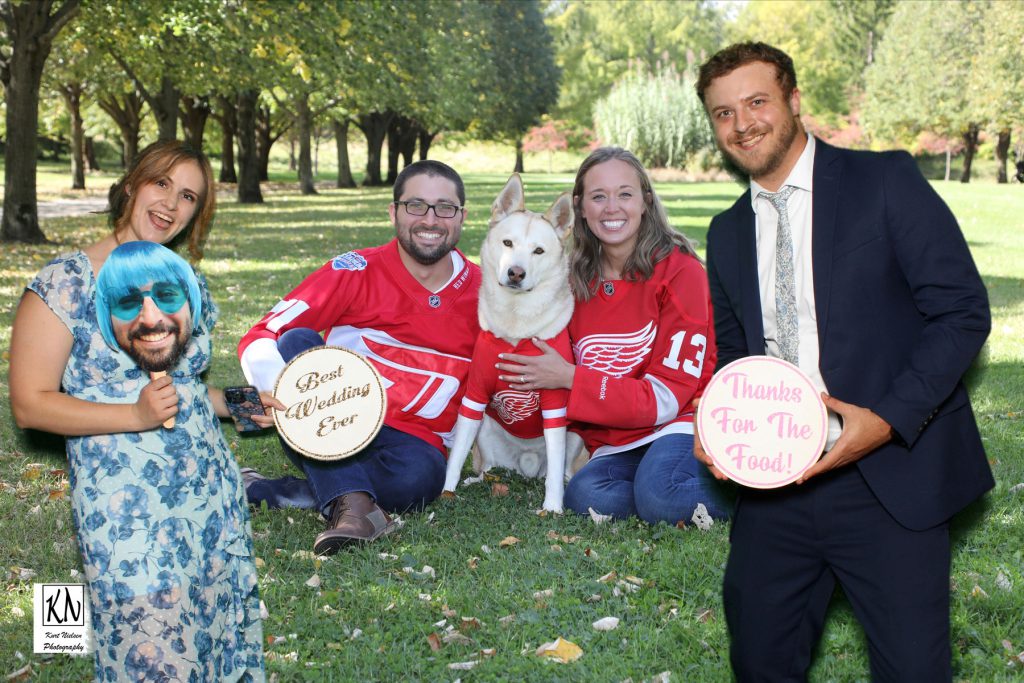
[694,42,992,681]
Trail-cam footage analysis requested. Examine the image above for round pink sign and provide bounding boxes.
[697,356,827,489]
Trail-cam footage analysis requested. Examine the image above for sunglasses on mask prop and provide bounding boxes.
[108,281,188,321]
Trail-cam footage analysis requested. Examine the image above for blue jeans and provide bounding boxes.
[245,328,446,515]
[563,433,733,523]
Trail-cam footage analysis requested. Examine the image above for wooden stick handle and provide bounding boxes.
[150,371,175,429]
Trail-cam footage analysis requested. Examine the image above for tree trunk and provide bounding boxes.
[236,89,263,204]
[944,148,951,182]
[513,137,524,173]
[399,122,417,168]
[154,74,180,141]
[180,94,210,150]
[959,122,979,184]
[333,119,355,188]
[256,105,272,181]
[419,130,436,160]
[97,90,143,168]
[217,95,237,183]
[385,115,409,185]
[84,136,101,171]
[995,129,1010,184]
[1,0,80,243]
[60,82,85,189]
[356,111,393,187]
[296,93,316,195]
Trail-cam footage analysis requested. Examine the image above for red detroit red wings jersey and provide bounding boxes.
[458,329,572,439]
[567,249,717,457]
[239,239,481,452]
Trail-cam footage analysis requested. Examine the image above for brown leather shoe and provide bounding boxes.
[313,492,395,555]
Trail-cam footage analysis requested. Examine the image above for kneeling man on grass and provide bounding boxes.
[238,160,481,555]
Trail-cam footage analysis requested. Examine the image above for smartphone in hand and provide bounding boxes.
[224,385,266,432]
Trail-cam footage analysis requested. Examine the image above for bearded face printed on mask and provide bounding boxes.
[95,242,203,373]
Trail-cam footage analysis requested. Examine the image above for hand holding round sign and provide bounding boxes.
[697,357,827,488]
[273,347,387,461]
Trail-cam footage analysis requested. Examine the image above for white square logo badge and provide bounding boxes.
[33,584,92,655]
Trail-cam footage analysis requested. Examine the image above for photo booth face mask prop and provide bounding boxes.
[96,241,203,428]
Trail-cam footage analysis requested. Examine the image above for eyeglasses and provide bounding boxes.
[109,282,188,321]
[395,200,462,219]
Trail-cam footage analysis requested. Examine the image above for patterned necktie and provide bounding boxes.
[759,186,799,365]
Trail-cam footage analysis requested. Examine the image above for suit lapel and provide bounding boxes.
[812,139,842,346]
[736,196,765,355]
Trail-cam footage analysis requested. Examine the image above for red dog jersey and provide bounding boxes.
[458,329,572,439]
[567,249,717,458]
[239,240,481,452]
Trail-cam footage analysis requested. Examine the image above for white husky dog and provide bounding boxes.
[443,174,583,512]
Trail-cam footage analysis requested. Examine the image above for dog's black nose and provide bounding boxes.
[507,266,526,284]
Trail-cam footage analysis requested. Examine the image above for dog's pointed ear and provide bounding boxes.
[492,173,525,222]
[543,192,574,241]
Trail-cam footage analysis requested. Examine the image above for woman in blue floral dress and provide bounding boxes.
[10,141,265,681]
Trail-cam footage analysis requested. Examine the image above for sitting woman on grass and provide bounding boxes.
[496,147,732,525]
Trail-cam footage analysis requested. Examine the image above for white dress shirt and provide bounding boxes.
[750,135,842,449]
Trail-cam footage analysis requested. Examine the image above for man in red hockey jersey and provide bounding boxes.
[238,160,481,554]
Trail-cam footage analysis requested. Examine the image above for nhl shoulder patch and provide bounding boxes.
[332,252,368,271]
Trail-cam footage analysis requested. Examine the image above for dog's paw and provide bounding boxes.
[540,498,564,514]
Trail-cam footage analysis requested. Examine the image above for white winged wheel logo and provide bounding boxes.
[491,389,540,424]
[574,321,657,377]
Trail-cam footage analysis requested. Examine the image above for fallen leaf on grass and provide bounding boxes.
[1008,482,1024,494]
[378,552,398,561]
[499,536,520,548]
[971,584,989,599]
[546,530,581,544]
[439,490,457,500]
[597,571,618,583]
[462,474,485,486]
[8,567,35,582]
[259,601,269,620]
[696,608,714,623]
[459,616,483,631]
[533,589,554,600]
[267,635,287,646]
[442,606,457,618]
[995,571,1012,592]
[491,483,510,497]
[427,633,442,651]
[499,614,516,625]
[448,660,479,671]
[691,503,713,530]
[550,544,563,552]
[592,616,620,631]
[586,594,602,603]
[623,576,645,586]
[305,574,321,588]
[5,664,33,681]
[468,556,480,569]
[535,637,583,663]
[10,606,24,618]
[588,507,612,524]
[21,464,45,481]
[649,671,672,682]
[443,632,474,646]
[47,488,66,501]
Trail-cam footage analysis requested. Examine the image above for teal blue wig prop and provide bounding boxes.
[95,241,202,349]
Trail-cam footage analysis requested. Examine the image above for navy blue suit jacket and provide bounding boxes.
[705,139,993,530]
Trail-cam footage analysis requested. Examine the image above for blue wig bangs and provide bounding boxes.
[95,241,202,349]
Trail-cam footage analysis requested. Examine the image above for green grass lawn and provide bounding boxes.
[1,165,1022,681]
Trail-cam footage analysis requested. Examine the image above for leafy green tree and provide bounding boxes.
[863,0,987,182]
[547,0,722,130]
[475,0,560,172]
[969,0,1024,183]
[1,0,80,244]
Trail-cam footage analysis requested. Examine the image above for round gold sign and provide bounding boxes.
[272,346,387,461]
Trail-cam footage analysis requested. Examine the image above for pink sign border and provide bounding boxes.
[698,356,827,489]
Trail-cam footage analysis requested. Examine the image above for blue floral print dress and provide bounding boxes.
[29,252,265,682]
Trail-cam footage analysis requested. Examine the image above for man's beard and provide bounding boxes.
[719,114,800,183]
[123,322,189,373]
[396,225,457,266]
